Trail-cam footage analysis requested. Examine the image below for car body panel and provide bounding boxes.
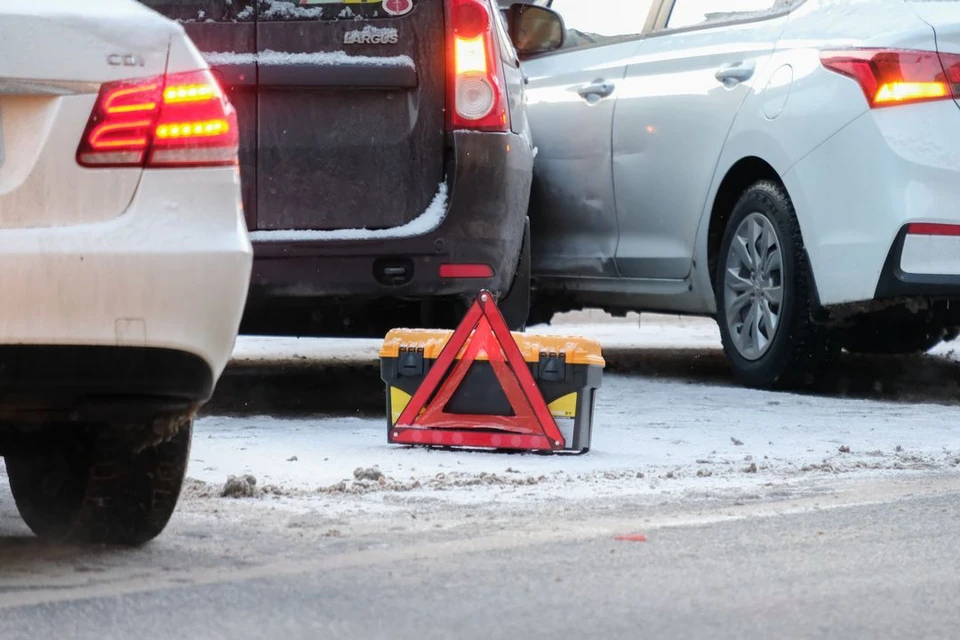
[785,98,960,305]
[141,0,533,334]
[910,1,960,54]
[613,17,786,281]
[530,0,960,319]
[255,2,446,232]
[241,130,532,335]
[0,1,175,229]
[0,0,253,407]
[522,40,642,280]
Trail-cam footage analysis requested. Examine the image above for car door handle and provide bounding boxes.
[715,61,755,85]
[578,81,616,100]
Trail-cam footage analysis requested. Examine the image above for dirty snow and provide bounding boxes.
[260,0,323,20]
[248,182,448,243]
[188,313,960,515]
[204,49,416,70]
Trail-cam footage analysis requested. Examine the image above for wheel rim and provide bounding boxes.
[723,212,784,361]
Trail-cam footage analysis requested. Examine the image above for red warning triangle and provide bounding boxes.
[392,290,565,451]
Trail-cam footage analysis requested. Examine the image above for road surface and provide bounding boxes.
[1,314,959,638]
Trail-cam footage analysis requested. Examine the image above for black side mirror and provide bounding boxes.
[506,3,565,57]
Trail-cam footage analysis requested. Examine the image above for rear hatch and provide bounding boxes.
[0,0,173,228]
[148,0,446,233]
[909,0,960,107]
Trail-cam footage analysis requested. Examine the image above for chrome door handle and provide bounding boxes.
[578,81,616,100]
[715,61,755,86]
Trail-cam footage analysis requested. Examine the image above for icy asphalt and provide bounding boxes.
[1,313,960,638]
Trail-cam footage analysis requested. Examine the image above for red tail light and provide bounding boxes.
[821,49,960,108]
[77,69,239,168]
[445,0,510,132]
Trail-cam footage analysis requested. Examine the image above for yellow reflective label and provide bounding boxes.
[390,387,413,424]
[548,393,577,418]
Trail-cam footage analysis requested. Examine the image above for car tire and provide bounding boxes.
[844,318,958,355]
[498,219,532,332]
[715,181,841,389]
[5,420,192,545]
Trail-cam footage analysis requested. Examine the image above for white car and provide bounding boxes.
[0,0,252,543]
[513,0,960,388]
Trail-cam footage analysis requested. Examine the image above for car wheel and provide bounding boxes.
[715,181,841,389]
[498,220,532,332]
[845,318,958,355]
[5,420,192,545]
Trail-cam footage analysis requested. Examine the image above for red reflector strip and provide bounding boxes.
[439,263,494,279]
[907,223,960,236]
[391,428,554,450]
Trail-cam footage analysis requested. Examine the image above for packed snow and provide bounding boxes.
[186,313,960,514]
[260,0,324,20]
[248,182,448,242]
[204,49,415,70]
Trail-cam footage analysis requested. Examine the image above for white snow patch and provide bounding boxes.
[186,313,960,516]
[230,314,718,365]
[261,0,323,19]
[248,182,448,243]
[190,369,960,509]
[203,49,415,70]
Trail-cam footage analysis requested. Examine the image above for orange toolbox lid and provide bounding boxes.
[380,329,604,367]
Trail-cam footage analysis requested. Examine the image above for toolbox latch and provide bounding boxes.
[538,351,566,382]
[398,347,425,377]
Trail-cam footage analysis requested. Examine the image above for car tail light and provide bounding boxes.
[77,69,238,168]
[445,0,510,132]
[821,49,960,108]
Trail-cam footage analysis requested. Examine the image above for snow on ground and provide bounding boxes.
[231,312,717,365]
[191,313,960,514]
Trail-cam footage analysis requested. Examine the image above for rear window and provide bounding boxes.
[259,0,418,21]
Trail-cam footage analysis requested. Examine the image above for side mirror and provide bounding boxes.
[506,3,565,57]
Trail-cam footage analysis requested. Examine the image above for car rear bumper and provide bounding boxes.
[241,131,533,328]
[0,345,213,421]
[0,167,252,385]
[875,225,960,299]
[785,101,960,307]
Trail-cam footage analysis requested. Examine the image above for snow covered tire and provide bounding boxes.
[715,181,841,389]
[5,420,192,545]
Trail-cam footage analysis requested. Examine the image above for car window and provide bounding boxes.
[138,0,254,21]
[548,0,655,50]
[665,0,794,30]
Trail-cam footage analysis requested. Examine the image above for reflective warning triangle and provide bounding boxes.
[391,290,565,450]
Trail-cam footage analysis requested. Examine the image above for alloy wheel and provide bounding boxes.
[723,212,784,361]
